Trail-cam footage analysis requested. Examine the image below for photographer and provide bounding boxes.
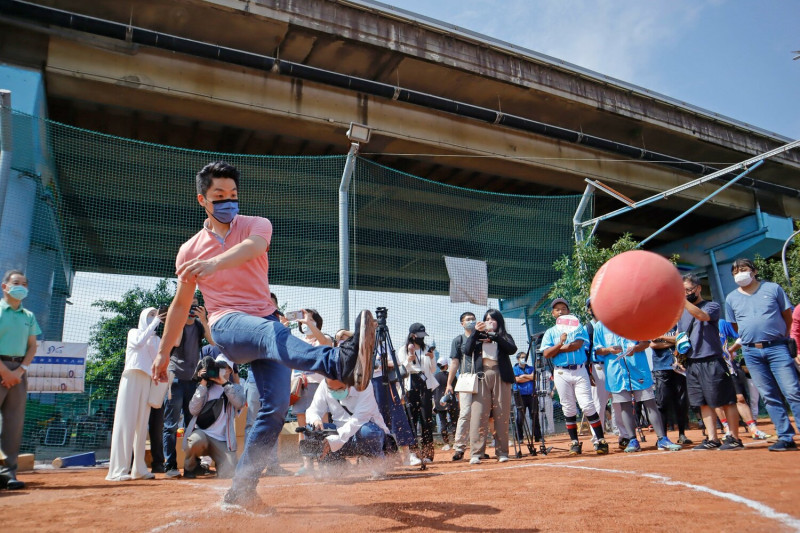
[448,309,517,464]
[305,378,390,475]
[183,354,245,479]
[433,354,459,451]
[398,323,440,464]
[163,297,214,478]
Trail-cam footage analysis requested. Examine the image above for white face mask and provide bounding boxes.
[734,272,753,287]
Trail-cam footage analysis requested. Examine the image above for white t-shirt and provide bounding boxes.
[482,341,499,361]
[202,385,227,442]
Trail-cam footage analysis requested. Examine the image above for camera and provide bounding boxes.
[193,355,220,382]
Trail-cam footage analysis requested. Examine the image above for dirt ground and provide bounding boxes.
[4,423,799,533]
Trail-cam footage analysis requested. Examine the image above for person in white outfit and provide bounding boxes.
[106,307,166,481]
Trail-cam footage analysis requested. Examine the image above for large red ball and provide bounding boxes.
[590,250,684,341]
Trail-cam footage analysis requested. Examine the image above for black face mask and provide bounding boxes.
[413,337,425,347]
[686,292,699,303]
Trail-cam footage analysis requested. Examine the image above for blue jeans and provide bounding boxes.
[163,379,197,470]
[243,378,280,470]
[323,421,385,460]
[211,312,343,492]
[742,344,800,442]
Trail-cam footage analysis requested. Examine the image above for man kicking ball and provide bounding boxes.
[152,161,376,508]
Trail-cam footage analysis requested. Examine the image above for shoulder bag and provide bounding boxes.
[454,346,479,394]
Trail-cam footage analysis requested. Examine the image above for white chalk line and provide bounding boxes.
[539,463,800,532]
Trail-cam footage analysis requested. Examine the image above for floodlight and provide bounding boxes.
[346,122,371,143]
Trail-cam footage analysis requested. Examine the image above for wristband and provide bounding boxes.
[20,364,29,373]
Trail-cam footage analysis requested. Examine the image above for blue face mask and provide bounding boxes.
[464,320,476,332]
[6,285,28,301]
[330,388,349,401]
[209,199,239,224]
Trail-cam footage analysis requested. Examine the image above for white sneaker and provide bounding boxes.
[408,453,422,466]
[137,472,155,480]
[441,444,451,451]
[118,474,132,481]
[422,457,432,464]
[469,457,481,465]
[165,469,181,478]
[498,456,509,463]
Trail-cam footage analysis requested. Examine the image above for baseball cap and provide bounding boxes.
[550,298,569,309]
[409,323,430,337]
[437,354,450,367]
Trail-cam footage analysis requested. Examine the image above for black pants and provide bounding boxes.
[652,370,689,434]
[435,408,457,444]
[148,405,164,469]
[407,374,434,459]
[515,394,542,442]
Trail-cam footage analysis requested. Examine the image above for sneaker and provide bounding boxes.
[569,440,583,456]
[656,436,682,452]
[6,479,25,490]
[618,438,630,450]
[751,429,772,440]
[441,444,451,451]
[263,465,292,477]
[138,472,156,480]
[624,439,641,453]
[594,439,609,455]
[165,469,181,478]
[469,457,481,464]
[677,434,693,445]
[295,465,314,476]
[150,465,166,474]
[118,474,132,481]
[183,468,198,479]
[482,453,490,459]
[422,457,433,465]
[692,439,721,451]
[768,439,798,452]
[223,487,268,512]
[719,435,744,450]
[497,456,509,463]
[337,310,377,391]
[452,450,464,461]
[408,453,422,467]
[197,464,215,477]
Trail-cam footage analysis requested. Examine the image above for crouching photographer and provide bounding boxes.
[305,378,394,477]
[183,354,245,479]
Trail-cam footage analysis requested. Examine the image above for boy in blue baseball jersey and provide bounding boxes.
[541,299,608,456]
[593,321,681,452]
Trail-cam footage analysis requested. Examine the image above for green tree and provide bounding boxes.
[86,279,176,400]
[540,234,640,326]
[752,225,800,303]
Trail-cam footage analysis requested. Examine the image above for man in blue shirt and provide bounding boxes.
[512,352,541,448]
[541,298,608,456]
[679,274,743,450]
[725,258,800,452]
[650,328,692,445]
[594,322,681,452]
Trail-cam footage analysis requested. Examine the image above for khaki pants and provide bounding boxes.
[184,429,237,479]
[0,360,27,480]
[453,392,472,452]
[469,366,511,459]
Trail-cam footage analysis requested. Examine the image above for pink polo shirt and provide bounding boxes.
[176,215,276,325]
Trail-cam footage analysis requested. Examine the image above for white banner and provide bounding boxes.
[444,256,488,306]
[28,341,88,393]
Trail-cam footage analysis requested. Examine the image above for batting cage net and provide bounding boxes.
[3,109,584,463]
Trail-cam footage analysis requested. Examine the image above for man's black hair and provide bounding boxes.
[196,161,240,196]
[459,311,476,323]
[2,270,25,284]
[731,258,756,273]
[682,273,701,286]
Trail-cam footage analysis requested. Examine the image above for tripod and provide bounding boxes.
[532,337,567,455]
[374,307,426,471]
[510,390,536,457]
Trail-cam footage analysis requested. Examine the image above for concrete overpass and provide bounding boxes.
[1,0,799,334]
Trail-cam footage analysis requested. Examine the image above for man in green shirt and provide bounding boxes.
[0,270,41,490]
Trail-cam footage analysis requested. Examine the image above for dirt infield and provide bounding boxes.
[4,423,799,533]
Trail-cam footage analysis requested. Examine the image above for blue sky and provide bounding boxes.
[388,0,800,139]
